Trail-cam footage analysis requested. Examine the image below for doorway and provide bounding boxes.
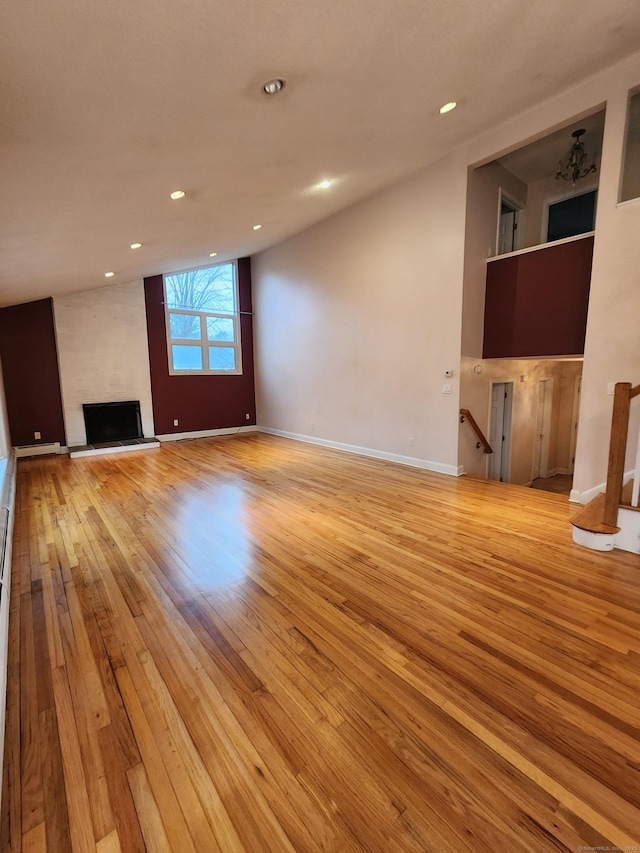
[532,379,554,479]
[497,193,523,255]
[568,375,582,475]
[488,382,513,482]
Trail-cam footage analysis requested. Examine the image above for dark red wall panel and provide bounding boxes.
[144,258,256,435]
[0,298,66,446]
[483,235,593,358]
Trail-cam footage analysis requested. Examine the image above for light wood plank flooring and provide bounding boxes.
[2,434,639,852]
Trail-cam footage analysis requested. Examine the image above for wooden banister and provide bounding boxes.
[603,382,637,528]
[460,409,493,454]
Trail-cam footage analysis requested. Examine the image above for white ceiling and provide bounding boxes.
[1,0,640,308]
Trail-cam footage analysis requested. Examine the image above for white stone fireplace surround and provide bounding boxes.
[53,280,155,448]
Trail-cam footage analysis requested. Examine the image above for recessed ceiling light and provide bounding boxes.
[209,252,218,258]
[253,224,262,230]
[318,180,332,190]
[170,190,186,200]
[263,78,286,95]
[439,101,457,114]
[130,242,142,249]
[104,272,115,278]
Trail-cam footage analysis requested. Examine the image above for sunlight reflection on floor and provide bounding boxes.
[176,481,251,591]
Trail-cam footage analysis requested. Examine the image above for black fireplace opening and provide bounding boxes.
[83,401,143,445]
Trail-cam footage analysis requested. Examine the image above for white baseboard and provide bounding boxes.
[15,441,64,458]
[569,468,635,505]
[156,425,258,442]
[258,427,461,477]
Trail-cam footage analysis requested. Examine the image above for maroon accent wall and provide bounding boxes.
[0,298,66,446]
[483,235,593,359]
[144,258,256,435]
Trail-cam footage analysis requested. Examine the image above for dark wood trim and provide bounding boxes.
[460,408,493,453]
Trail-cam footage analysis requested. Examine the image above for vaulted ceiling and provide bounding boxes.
[1,0,640,307]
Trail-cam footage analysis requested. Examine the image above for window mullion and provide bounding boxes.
[200,314,207,367]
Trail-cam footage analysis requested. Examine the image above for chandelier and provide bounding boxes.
[556,128,597,185]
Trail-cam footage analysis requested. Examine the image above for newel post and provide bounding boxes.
[603,382,632,528]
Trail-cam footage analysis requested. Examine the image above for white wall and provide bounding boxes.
[573,82,640,496]
[54,280,155,446]
[252,50,640,490]
[253,151,467,475]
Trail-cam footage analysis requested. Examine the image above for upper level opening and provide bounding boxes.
[489,110,605,257]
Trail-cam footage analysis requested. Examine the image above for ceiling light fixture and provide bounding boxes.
[439,101,457,114]
[130,242,142,249]
[556,128,597,185]
[209,252,218,258]
[317,180,332,190]
[253,224,262,230]
[263,78,286,95]
[170,190,186,200]
[104,271,115,278]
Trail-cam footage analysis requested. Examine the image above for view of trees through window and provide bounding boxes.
[164,262,241,374]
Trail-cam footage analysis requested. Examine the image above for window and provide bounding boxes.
[164,261,242,375]
[620,88,640,202]
[545,190,597,243]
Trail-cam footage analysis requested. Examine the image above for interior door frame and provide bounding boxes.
[496,189,525,256]
[488,380,514,483]
[568,373,582,475]
[532,378,554,480]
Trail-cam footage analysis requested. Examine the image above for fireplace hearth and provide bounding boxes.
[83,400,143,445]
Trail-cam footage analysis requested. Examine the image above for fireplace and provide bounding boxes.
[82,400,143,445]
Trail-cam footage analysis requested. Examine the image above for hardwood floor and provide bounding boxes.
[1,433,639,852]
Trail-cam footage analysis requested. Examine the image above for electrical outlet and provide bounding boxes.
[34,431,41,440]
[442,384,452,394]
[408,437,415,447]
[245,413,250,420]
[173,419,179,426]
[310,421,316,430]
[607,382,615,395]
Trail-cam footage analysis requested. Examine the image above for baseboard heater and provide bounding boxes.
[15,442,61,458]
[0,453,17,801]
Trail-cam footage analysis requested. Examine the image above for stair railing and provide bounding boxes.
[632,429,640,508]
[603,382,640,527]
[460,409,493,454]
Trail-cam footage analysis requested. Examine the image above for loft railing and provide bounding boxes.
[460,409,493,454]
[603,382,640,527]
